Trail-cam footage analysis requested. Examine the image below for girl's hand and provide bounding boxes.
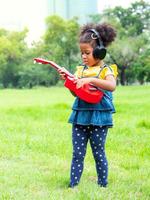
[74,75,116,92]
[57,67,68,80]
[74,78,92,89]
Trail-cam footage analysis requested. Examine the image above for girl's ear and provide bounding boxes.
[86,29,107,59]
[93,45,106,60]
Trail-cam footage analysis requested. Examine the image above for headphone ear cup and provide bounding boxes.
[93,46,107,60]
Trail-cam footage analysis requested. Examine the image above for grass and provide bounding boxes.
[0,86,149,200]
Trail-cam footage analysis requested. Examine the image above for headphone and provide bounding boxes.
[87,29,107,60]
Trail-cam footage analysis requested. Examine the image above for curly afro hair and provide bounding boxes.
[79,23,117,47]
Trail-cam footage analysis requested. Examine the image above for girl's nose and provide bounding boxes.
[82,54,87,59]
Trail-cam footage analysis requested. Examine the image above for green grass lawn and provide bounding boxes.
[0,86,149,200]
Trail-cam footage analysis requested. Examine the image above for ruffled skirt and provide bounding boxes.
[68,110,113,127]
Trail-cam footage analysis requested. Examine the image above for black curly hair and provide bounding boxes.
[79,23,117,48]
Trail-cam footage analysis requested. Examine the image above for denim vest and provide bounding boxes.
[68,65,116,126]
[72,64,115,112]
[72,91,115,113]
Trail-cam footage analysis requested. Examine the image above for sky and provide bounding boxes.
[0,0,142,45]
[0,0,47,44]
[98,0,139,11]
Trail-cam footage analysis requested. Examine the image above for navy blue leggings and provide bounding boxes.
[70,124,108,187]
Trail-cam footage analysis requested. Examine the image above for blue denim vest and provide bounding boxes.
[72,91,115,112]
[68,65,116,126]
[68,94,115,126]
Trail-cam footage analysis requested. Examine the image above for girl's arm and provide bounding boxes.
[75,75,116,92]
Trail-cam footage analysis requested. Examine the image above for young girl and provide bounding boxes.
[59,23,118,188]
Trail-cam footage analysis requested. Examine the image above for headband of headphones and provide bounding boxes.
[87,29,102,46]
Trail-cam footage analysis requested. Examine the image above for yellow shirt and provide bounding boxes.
[74,64,118,80]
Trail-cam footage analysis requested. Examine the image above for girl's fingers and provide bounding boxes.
[76,79,83,89]
[73,78,78,83]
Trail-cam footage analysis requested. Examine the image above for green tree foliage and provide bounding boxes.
[43,15,80,70]
[0,28,28,87]
[18,64,57,88]
[17,40,54,88]
[19,15,80,88]
[102,0,150,37]
[0,1,149,87]
[132,48,150,84]
[108,33,149,85]
[18,16,80,88]
[0,16,80,89]
[89,0,150,85]
[107,1,150,85]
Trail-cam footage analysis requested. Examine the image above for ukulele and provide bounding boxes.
[34,58,104,104]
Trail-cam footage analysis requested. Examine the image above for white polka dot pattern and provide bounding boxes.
[70,124,108,187]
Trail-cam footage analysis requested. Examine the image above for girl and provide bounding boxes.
[59,23,118,188]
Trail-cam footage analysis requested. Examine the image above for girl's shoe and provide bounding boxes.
[68,183,78,188]
[98,184,107,188]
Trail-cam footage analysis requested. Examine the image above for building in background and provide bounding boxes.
[47,0,99,23]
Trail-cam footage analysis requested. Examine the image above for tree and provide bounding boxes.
[43,15,80,72]
[0,28,28,87]
[89,0,150,85]
[103,1,150,37]
[132,48,150,84]
[17,15,80,88]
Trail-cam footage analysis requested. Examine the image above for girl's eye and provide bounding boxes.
[81,52,91,55]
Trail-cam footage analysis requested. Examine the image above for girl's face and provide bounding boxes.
[80,43,100,67]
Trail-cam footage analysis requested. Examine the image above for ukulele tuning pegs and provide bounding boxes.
[33,59,42,64]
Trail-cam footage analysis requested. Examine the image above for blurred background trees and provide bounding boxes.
[0,0,149,88]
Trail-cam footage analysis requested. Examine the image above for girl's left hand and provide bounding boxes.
[57,67,68,80]
[74,78,91,89]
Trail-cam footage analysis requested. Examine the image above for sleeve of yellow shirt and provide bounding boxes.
[100,64,118,79]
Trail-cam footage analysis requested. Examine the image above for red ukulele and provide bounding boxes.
[34,58,104,104]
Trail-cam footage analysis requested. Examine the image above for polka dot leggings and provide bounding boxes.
[70,124,108,187]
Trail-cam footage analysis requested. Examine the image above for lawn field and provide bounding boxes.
[0,86,149,200]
